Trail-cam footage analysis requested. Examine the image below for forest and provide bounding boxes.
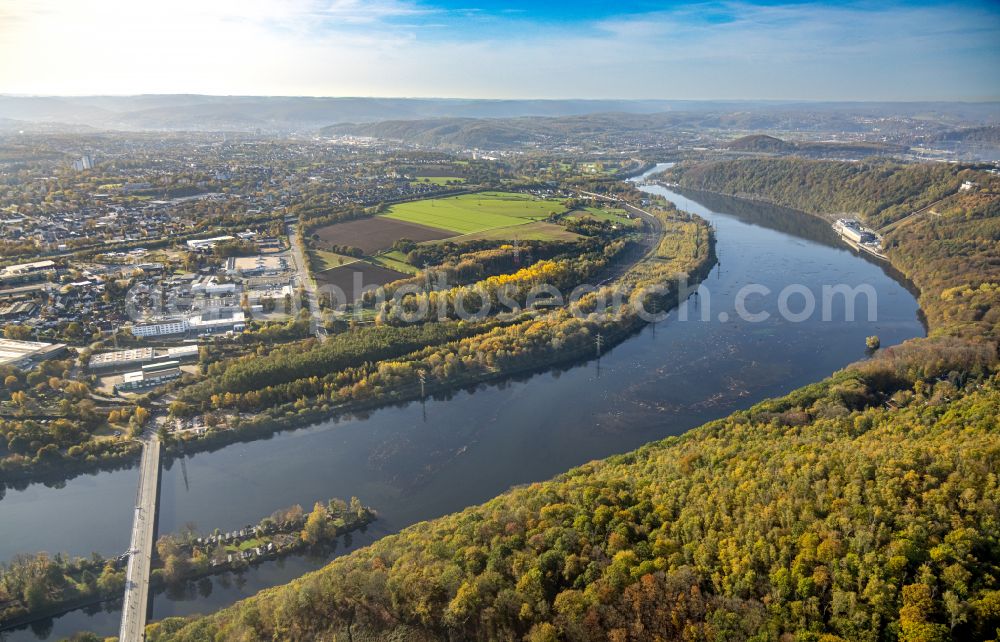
[0,358,143,482]
[666,158,1000,341]
[152,161,1000,641]
[663,158,969,228]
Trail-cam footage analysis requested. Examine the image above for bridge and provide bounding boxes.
[118,434,161,642]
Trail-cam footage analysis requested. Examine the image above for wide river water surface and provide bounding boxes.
[0,165,925,640]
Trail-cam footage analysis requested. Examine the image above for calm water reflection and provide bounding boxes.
[0,167,924,640]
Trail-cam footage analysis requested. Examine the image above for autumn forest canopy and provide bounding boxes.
[148,159,1000,641]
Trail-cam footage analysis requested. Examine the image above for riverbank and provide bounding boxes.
[0,497,375,633]
[148,167,999,642]
[0,168,927,641]
[159,208,716,461]
[2,202,715,490]
[0,443,142,494]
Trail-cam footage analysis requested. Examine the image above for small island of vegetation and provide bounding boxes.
[0,496,374,632]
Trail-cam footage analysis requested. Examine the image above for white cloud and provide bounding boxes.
[0,0,997,99]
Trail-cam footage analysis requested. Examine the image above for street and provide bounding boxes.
[285,217,327,341]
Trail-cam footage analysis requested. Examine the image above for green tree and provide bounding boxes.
[3,324,32,340]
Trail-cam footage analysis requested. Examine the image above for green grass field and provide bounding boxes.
[586,206,631,222]
[445,221,582,243]
[410,176,465,186]
[309,248,360,272]
[567,207,640,227]
[373,251,420,274]
[381,192,562,234]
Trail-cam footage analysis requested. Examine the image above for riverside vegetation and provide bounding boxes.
[163,199,714,454]
[150,160,999,641]
[0,497,373,630]
[0,179,709,484]
[0,357,145,483]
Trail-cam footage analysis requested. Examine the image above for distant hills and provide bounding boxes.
[725,134,907,158]
[929,125,1000,145]
[0,96,686,132]
[322,114,917,154]
[725,134,795,152]
[0,95,997,135]
[321,113,677,148]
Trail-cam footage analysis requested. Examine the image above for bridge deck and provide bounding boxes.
[118,436,160,642]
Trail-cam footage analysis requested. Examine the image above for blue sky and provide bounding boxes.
[1,0,998,99]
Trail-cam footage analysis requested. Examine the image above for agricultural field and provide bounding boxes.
[456,221,582,243]
[382,192,561,234]
[313,217,452,254]
[309,192,573,284]
[309,248,360,271]
[315,262,408,302]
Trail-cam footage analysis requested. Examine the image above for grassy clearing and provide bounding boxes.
[226,538,265,553]
[382,192,562,235]
[565,207,635,224]
[310,248,360,272]
[584,206,634,223]
[373,251,420,275]
[410,176,465,186]
[442,221,582,243]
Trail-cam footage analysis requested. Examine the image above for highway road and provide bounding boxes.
[118,435,160,642]
[285,217,327,341]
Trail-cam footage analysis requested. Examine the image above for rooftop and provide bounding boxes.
[0,338,67,368]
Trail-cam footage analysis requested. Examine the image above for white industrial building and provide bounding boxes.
[115,360,182,393]
[0,339,67,369]
[131,318,188,338]
[186,235,235,251]
[89,345,199,370]
[191,279,237,296]
[129,310,245,338]
[89,347,156,370]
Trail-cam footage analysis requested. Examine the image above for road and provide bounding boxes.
[877,189,959,235]
[285,217,327,341]
[118,435,161,642]
[568,189,666,285]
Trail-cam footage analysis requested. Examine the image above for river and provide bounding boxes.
[0,165,925,640]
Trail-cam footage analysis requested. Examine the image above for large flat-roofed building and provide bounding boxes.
[114,360,182,393]
[131,318,188,338]
[129,310,245,339]
[188,309,246,335]
[88,347,156,371]
[0,338,68,369]
[166,345,200,360]
[186,235,234,251]
[90,345,199,372]
[191,279,237,297]
[226,255,288,276]
[1,260,57,285]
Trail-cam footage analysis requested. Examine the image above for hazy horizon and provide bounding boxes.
[3,94,1000,103]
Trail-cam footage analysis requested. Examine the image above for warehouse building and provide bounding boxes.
[0,338,68,369]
